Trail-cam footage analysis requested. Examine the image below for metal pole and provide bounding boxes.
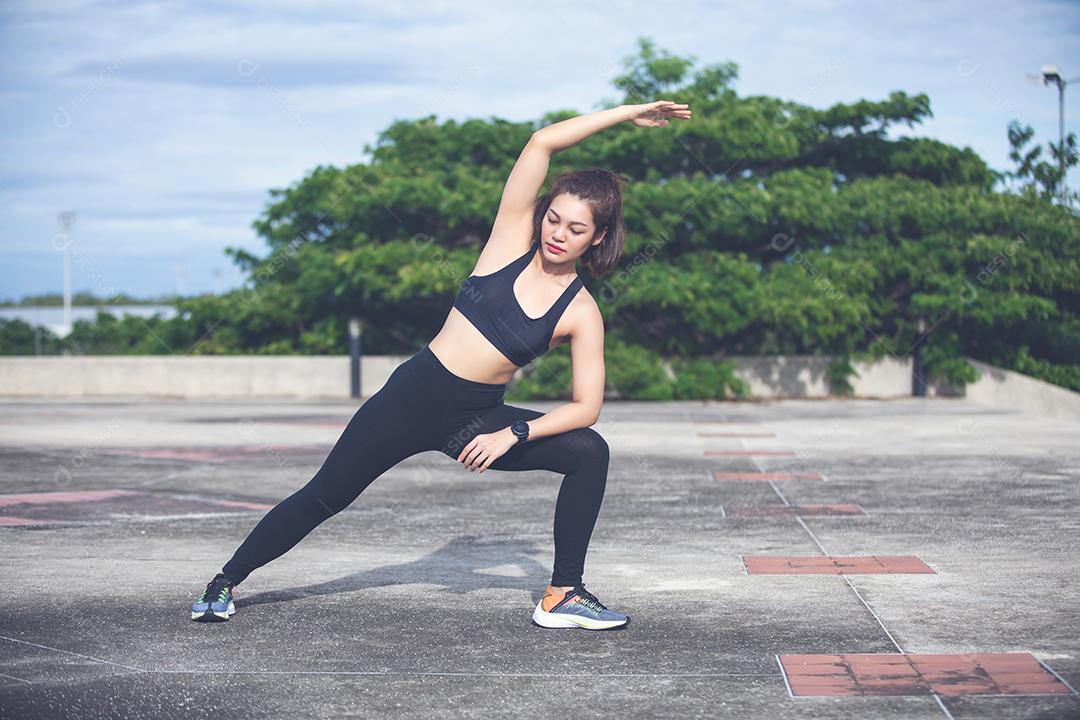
[1038,67,1080,203]
[58,211,75,333]
[349,317,362,398]
[1059,79,1066,203]
[912,316,927,397]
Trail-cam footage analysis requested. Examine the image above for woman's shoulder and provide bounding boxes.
[565,283,602,332]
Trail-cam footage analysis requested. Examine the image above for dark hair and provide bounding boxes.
[532,168,626,278]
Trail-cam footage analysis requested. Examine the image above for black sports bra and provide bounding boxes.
[452,240,584,367]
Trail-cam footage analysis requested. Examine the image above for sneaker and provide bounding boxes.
[532,584,630,630]
[191,573,237,622]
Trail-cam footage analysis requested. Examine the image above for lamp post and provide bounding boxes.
[57,211,75,335]
[1034,65,1080,202]
[349,317,363,398]
[912,316,928,397]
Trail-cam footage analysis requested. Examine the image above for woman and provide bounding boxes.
[190,99,692,630]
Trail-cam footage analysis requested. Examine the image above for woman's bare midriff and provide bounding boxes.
[427,306,568,385]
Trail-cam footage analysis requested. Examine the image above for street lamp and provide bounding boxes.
[348,317,363,398]
[57,211,75,334]
[1029,65,1080,202]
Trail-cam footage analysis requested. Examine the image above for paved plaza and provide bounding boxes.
[1,396,1077,718]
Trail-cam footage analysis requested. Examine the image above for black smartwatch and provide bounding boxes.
[510,419,530,443]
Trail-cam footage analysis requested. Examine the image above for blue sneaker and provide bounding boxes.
[191,573,237,622]
[532,584,630,630]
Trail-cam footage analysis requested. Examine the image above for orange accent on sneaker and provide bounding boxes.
[541,588,568,612]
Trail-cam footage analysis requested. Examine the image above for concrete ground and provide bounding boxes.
[0,396,1077,719]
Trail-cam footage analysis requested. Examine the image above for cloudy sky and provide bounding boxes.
[1,0,1078,303]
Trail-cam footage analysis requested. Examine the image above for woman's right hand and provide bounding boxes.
[625,100,692,128]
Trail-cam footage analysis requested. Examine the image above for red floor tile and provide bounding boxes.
[697,432,776,438]
[102,444,329,463]
[713,471,823,481]
[727,504,865,517]
[780,652,1073,697]
[705,450,796,456]
[196,497,275,510]
[745,555,935,574]
[0,489,140,507]
[0,489,274,526]
[692,419,762,425]
[0,516,58,526]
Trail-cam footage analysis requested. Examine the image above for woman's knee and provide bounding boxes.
[567,427,609,467]
[298,472,356,517]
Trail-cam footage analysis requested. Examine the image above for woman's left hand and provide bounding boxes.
[458,428,518,473]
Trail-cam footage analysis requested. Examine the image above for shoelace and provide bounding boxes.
[198,577,233,605]
[571,586,608,614]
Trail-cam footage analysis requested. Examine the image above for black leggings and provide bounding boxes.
[221,345,610,588]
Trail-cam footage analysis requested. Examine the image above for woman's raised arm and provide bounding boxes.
[486,135,557,253]
[533,100,691,152]
[486,101,691,255]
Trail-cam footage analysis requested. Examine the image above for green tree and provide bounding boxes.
[11,37,1079,400]
[1004,119,1079,204]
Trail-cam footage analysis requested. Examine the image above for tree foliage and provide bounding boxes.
[8,37,1079,398]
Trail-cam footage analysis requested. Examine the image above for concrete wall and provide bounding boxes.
[0,355,410,399]
[2,356,1076,420]
[1,353,914,400]
[726,355,915,398]
[963,357,1080,421]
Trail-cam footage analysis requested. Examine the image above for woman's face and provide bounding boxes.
[541,193,605,263]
